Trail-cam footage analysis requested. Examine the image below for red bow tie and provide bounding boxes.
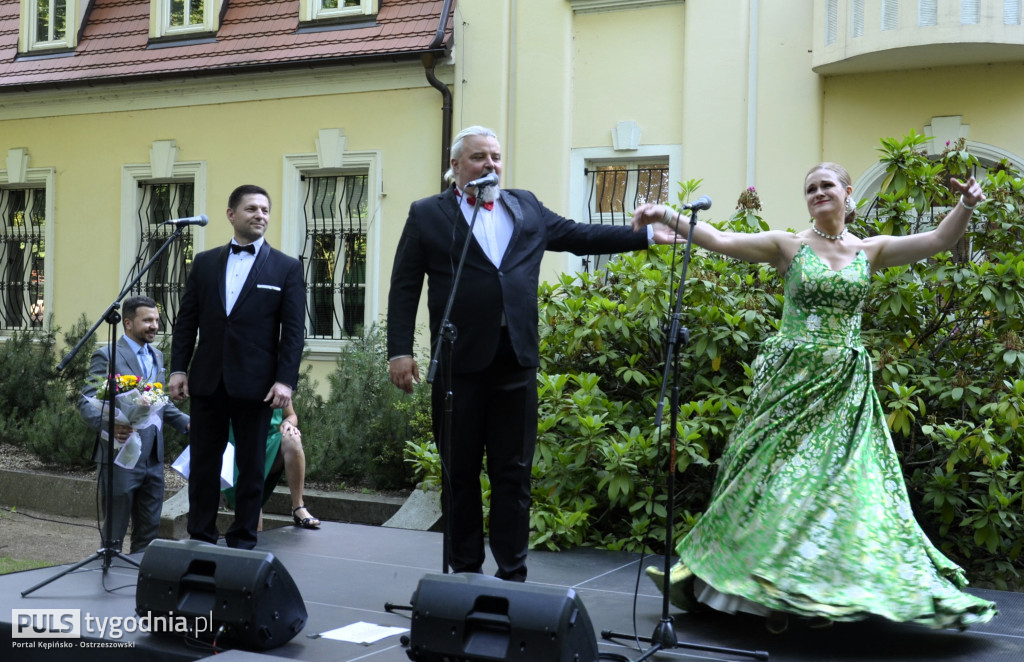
[465,195,494,211]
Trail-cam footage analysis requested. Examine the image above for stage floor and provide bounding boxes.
[3,521,1023,661]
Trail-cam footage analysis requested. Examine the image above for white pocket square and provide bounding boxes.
[257,284,281,291]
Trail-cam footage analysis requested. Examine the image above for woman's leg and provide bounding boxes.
[281,427,319,527]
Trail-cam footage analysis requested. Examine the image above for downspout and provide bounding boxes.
[424,0,455,193]
[746,0,759,188]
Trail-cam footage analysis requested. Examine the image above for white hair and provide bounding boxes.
[444,125,500,184]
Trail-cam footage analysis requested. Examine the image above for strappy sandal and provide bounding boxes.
[292,506,321,529]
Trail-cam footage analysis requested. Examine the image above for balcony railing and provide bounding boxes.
[813,0,1024,74]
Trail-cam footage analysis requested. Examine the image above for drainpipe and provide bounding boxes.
[424,0,455,193]
[746,0,759,188]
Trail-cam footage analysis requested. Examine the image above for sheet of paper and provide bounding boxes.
[320,621,409,645]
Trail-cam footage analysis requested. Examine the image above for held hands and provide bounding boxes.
[389,356,420,394]
[951,176,985,209]
[631,203,672,232]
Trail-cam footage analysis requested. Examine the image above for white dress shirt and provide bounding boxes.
[225,238,265,314]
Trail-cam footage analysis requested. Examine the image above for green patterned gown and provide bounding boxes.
[674,243,996,628]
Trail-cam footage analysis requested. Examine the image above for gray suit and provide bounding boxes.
[78,336,189,553]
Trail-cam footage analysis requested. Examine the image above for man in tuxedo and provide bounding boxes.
[79,295,190,554]
[387,126,678,581]
[169,185,305,550]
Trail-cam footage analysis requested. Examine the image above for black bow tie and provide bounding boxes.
[230,243,255,255]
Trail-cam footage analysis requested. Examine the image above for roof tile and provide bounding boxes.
[0,0,453,90]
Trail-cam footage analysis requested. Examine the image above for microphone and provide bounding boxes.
[162,214,209,227]
[466,172,500,189]
[681,196,712,211]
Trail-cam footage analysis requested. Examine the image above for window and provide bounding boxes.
[569,145,680,275]
[150,0,223,39]
[20,0,81,52]
[283,147,381,351]
[1008,0,1023,24]
[582,161,669,274]
[299,0,379,24]
[826,0,838,45]
[300,174,368,339]
[918,0,937,27]
[0,188,47,330]
[121,151,206,337]
[961,0,981,24]
[851,0,865,37]
[882,0,899,30]
[124,183,197,334]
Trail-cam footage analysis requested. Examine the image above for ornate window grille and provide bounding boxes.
[126,182,195,333]
[0,188,46,330]
[581,163,669,273]
[299,174,367,339]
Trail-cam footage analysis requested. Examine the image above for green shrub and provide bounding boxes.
[531,133,1024,591]
[296,325,430,490]
[0,314,95,465]
[534,192,783,553]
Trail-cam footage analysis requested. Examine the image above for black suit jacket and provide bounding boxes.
[387,187,648,373]
[171,242,305,400]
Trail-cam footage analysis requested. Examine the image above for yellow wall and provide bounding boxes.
[0,71,446,387]
[570,6,686,149]
[3,0,1023,390]
[822,62,1024,182]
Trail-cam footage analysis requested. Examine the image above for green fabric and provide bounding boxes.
[222,408,284,508]
[674,244,996,628]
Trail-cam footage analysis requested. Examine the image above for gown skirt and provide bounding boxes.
[669,244,996,629]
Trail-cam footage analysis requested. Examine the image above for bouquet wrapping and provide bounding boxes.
[83,375,168,469]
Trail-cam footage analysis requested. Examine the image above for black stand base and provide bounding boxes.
[21,547,140,597]
[602,619,770,661]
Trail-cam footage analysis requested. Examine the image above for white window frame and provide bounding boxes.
[282,150,382,356]
[567,144,682,275]
[120,161,207,334]
[0,166,55,337]
[299,0,379,23]
[150,0,223,39]
[19,0,81,52]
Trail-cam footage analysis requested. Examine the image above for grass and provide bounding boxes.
[0,556,50,575]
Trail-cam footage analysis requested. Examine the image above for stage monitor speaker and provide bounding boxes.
[406,573,599,662]
[135,539,307,651]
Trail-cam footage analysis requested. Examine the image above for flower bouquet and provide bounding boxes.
[83,374,169,469]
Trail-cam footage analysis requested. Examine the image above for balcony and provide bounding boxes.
[812,0,1024,74]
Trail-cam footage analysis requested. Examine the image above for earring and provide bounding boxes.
[845,197,855,214]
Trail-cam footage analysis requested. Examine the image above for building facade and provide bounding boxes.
[0,0,1021,382]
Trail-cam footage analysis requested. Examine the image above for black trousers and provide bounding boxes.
[187,381,272,549]
[433,328,537,581]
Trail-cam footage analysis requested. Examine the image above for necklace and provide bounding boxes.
[811,224,847,241]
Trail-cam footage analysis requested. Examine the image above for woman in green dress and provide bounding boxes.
[223,402,320,530]
[630,163,996,633]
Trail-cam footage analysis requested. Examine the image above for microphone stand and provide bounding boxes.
[22,227,187,597]
[385,186,490,616]
[600,208,768,661]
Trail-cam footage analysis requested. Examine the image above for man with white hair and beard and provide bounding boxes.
[387,125,679,581]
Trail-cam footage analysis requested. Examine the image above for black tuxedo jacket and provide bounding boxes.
[387,187,648,373]
[171,242,305,400]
